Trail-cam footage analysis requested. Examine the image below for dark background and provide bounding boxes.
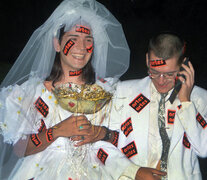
[0,0,207,178]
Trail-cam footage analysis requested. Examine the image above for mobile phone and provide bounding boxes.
[168,58,189,104]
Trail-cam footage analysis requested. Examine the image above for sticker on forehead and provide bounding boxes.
[76,25,90,35]
[63,40,75,55]
[87,45,93,53]
[150,60,166,68]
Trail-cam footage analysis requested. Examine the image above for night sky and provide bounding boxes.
[1,0,207,177]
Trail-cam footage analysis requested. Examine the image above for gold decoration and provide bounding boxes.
[53,83,112,114]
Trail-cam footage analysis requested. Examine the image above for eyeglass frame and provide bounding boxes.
[148,69,180,80]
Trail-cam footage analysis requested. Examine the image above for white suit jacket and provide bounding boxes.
[99,77,207,180]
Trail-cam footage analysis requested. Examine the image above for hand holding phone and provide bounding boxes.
[168,58,189,104]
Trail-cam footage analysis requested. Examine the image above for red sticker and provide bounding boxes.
[183,132,191,149]
[34,97,49,118]
[75,25,90,35]
[167,109,176,124]
[177,104,182,110]
[129,93,150,113]
[121,117,133,137]
[86,45,93,53]
[150,60,166,68]
[30,134,42,147]
[97,76,107,83]
[112,131,119,147]
[97,148,108,164]
[38,119,46,133]
[63,40,75,55]
[69,69,82,76]
[121,141,138,159]
[46,128,54,142]
[196,113,207,129]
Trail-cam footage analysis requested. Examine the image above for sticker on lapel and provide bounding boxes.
[38,119,46,133]
[34,97,49,118]
[183,132,191,149]
[167,109,176,124]
[177,104,182,110]
[97,148,108,165]
[129,93,150,113]
[196,113,207,129]
[121,141,138,159]
[150,60,166,68]
[121,117,133,137]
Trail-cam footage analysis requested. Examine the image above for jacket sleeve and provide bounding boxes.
[92,141,140,180]
[177,86,207,157]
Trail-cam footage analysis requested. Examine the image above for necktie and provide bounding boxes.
[158,93,170,178]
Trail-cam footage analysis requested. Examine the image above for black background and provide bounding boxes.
[1,0,207,178]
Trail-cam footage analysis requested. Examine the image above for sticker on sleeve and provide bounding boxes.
[97,148,108,165]
[196,113,207,129]
[63,40,75,55]
[150,60,166,68]
[129,93,150,113]
[38,119,46,133]
[46,128,54,142]
[69,69,82,76]
[167,110,176,124]
[76,25,90,35]
[121,141,138,159]
[34,97,49,118]
[183,132,191,149]
[86,45,93,53]
[121,117,133,137]
[112,131,119,147]
[30,134,42,147]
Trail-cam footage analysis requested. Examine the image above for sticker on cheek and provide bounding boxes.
[86,45,93,53]
[76,25,90,35]
[63,40,75,55]
[150,60,166,68]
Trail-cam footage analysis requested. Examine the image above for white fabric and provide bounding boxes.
[0,0,130,179]
[110,77,207,180]
[0,78,131,180]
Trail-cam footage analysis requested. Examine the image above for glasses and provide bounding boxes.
[148,69,179,80]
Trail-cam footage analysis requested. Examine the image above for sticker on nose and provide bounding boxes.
[76,25,90,35]
[63,40,75,55]
[86,45,93,53]
[150,60,166,68]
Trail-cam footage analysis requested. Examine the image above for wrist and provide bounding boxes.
[101,126,112,141]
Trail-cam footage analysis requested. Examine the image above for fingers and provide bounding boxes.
[151,169,167,176]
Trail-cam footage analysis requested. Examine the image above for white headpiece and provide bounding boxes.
[0,0,130,88]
